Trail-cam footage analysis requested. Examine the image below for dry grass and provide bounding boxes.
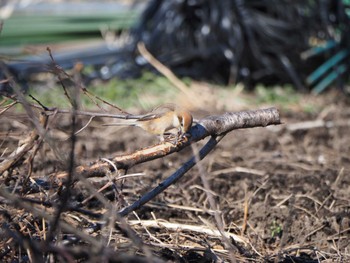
[1,49,350,262]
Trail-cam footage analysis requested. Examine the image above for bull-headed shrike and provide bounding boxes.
[105,104,193,142]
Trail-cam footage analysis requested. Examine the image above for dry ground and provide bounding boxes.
[0,89,349,262]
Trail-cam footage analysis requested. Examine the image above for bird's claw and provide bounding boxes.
[164,132,190,145]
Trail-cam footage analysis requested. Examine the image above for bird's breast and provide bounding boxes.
[172,115,181,129]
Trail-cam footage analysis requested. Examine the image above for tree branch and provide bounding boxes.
[56,107,280,180]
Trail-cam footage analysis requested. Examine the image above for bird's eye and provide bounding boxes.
[178,116,183,126]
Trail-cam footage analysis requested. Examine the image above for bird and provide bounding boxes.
[104,104,193,142]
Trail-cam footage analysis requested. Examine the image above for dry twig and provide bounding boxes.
[129,219,248,244]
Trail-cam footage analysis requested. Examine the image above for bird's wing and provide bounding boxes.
[137,104,176,121]
[137,112,162,121]
[151,103,177,112]
[102,120,137,126]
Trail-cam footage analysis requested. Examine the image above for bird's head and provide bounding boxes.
[177,110,193,134]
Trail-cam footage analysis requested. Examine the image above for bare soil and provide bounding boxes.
[0,92,350,262]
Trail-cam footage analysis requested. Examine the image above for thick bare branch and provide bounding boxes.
[60,107,280,179]
[197,107,281,135]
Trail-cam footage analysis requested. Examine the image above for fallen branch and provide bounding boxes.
[0,111,48,175]
[64,107,280,179]
[129,219,248,244]
[118,135,224,217]
[0,130,39,174]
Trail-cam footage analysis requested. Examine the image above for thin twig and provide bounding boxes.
[192,142,238,261]
[46,61,79,244]
[0,101,17,116]
[80,87,131,115]
[71,116,95,138]
[29,94,49,111]
[137,42,198,104]
[47,47,74,106]
[21,98,151,119]
[0,187,104,249]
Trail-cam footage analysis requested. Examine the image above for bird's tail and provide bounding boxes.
[103,120,138,127]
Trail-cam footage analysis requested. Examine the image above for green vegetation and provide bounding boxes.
[270,220,283,238]
[255,85,299,105]
[2,68,321,114]
[252,84,322,113]
[0,5,139,48]
[25,71,178,110]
